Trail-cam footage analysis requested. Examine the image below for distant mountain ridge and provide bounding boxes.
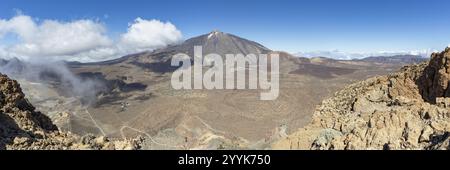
[356,55,428,64]
[295,49,437,60]
[302,54,428,65]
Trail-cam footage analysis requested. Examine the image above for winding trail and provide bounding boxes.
[193,116,228,135]
[119,125,183,149]
[84,108,107,136]
[65,99,91,122]
[78,95,229,149]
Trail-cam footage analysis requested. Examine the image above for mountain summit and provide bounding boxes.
[154,30,271,57]
[87,31,273,72]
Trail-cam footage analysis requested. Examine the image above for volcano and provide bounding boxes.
[0,30,419,150]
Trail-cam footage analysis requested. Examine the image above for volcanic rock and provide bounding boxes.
[273,48,450,150]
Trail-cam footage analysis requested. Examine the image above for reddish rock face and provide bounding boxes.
[419,48,450,103]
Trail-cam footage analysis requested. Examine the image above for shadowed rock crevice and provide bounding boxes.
[0,112,27,149]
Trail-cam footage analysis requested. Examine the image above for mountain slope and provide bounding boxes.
[273,48,450,150]
[121,30,271,73]
[69,30,271,71]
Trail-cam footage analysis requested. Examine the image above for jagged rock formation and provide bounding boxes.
[273,48,450,150]
[0,73,142,150]
[418,51,450,103]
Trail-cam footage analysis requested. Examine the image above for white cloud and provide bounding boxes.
[17,20,111,57]
[0,15,111,60]
[0,15,37,40]
[0,15,183,62]
[63,47,120,62]
[119,18,182,53]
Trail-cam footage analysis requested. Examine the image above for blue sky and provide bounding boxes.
[1,0,450,54]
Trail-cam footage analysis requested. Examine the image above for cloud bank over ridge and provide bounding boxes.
[0,14,183,62]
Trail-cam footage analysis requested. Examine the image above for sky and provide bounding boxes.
[1,0,450,61]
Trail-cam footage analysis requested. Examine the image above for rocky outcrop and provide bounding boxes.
[0,73,142,150]
[418,50,450,103]
[273,48,450,150]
